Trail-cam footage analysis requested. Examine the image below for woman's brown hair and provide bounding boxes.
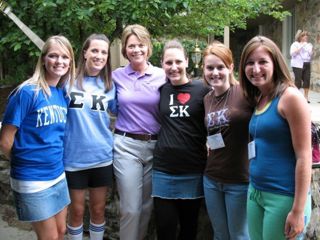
[239,36,294,105]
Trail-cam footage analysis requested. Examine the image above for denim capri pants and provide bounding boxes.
[152,170,204,199]
[13,177,70,222]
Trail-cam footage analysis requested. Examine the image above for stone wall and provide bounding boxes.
[1,152,319,239]
[0,152,212,239]
[295,0,320,91]
[260,0,320,92]
[306,167,320,239]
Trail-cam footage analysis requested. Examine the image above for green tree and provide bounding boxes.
[164,0,289,37]
[0,0,289,85]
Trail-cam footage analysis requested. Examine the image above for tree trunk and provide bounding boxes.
[110,17,123,42]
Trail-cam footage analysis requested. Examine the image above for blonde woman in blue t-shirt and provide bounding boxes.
[0,35,75,240]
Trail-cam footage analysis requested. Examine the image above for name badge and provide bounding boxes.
[248,140,256,159]
[207,133,225,150]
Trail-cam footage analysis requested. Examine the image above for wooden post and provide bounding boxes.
[0,1,44,50]
[110,38,128,70]
[224,26,230,48]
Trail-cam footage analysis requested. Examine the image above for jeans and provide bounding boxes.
[13,177,70,222]
[113,134,156,240]
[203,176,249,240]
[152,170,204,199]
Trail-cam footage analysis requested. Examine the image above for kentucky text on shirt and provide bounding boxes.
[36,105,67,127]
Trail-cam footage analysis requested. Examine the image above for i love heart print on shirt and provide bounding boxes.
[177,93,191,105]
[169,92,191,117]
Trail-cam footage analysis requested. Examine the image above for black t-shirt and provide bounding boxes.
[153,80,209,174]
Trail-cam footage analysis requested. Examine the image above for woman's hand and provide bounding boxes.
[284,210,304,239]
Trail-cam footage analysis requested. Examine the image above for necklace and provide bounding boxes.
[207,87,231,134]
[257,94,270,111]
[209,87,230,112]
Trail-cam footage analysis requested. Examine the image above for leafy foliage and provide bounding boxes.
[0,0,289,85]
[149,38,207,75]
[163,0,290,37]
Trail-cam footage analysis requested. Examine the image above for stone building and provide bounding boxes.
[230,0,320,91]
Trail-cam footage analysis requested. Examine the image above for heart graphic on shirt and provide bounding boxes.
[177,93,191,104]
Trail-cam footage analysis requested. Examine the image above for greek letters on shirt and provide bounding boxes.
[207,108,229,128]
[69,92,108,112]
[36,105,67,127]
[169,93,190,117]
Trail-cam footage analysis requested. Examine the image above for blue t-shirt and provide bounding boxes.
[63,77,117,170]
[3,84,68,181]
[249,97,296,196]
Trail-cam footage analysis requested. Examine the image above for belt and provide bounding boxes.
[114,129,157,141]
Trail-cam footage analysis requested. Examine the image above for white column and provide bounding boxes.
[224,26,229,48]
[110,38,128,70]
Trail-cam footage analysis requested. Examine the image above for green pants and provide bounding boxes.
[247,185,311,240]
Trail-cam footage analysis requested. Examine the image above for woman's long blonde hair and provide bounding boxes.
[17,35,75,97]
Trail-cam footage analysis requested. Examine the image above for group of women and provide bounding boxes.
[0,23,312,240]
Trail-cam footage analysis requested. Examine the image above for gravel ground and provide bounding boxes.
[0,204,94,240]
[0,204,36,239]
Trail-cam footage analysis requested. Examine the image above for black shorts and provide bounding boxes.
[293,62,311,88]
[66,165,113,189]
